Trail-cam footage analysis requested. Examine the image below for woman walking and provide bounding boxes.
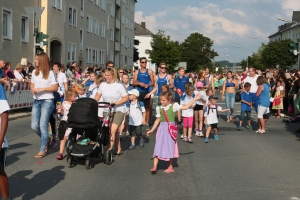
[31,52,58,158]
[221,71,238,122]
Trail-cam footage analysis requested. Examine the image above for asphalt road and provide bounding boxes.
[5,100,300,200]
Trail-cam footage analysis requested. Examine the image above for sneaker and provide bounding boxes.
[188,138,193,143]
[180,134,184,139]
[195,131,199,137]
[56,153,63,160]
[139,138,145,147]
[164,166,174,173]
[237,126,242,131]
[50,140,57,148]
[204,138,209,143]
[183,136,188,142]
[280,113,285,117]
[214,135,218,141]
[199,132,204,137]
[129,144,135,150]
[246,125,253,130]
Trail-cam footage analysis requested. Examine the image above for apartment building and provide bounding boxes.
[0,0,37,66]
[0,0,136,70]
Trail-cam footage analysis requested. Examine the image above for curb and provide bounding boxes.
[9,114,32,121]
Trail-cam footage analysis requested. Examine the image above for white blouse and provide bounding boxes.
[31,70,57,100]
[155,103,182,118]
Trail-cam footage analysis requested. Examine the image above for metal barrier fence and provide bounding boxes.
[4,82,33,110]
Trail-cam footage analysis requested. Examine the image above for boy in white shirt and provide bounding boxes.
[126,89,146,150]
[204,96,230,143]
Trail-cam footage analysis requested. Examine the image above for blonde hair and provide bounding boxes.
[65,89,77,100]
[94,74,104,85]
[198,70,205,79]
[35,52,51,79]
[15,63,23,70]
[160,91,173,101]
[105,67,117,81]
[159,63,167,68]
[76,83,85,90]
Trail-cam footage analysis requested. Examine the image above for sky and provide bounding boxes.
[135,0,300,64]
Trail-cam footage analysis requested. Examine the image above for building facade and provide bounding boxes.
[134,22,155,71]
[1,0,136,70]
[0,0,38,66]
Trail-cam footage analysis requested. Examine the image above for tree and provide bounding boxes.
[180,32,218,72]
[261,39,297,68]
[133,47,139,63]
[145,30,181,71]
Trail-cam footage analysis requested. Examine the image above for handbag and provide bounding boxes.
[235,91,241,102]
[162,108,178,141]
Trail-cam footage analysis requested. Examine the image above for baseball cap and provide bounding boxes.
[208,95,218,100]
[128,89,140,97]
[196,81,204,88]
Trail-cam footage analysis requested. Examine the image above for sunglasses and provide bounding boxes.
[119,71,124,73]
[141,62,147,63]
[160,67,166,69]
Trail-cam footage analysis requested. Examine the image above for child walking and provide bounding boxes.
[237,82,253,130]
[194,81,206,137]
[204,96,230,143]
[146,91,200,174]
[126,89,146,149]
[181,83,196,143]
[76,83,87,98]
[56,89,77,160]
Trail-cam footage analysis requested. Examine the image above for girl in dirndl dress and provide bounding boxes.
[146,91,200,174]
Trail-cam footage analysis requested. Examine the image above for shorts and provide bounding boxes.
[174,97,180,104]
[263,113,270,119]
[240,111,251,121]
[207,123,218,129]
[183,116,194,128]
[0,148,7,173]
[103,111,125,126]
[257,105,268,119]
[138,92,150,109]
[194,104,204,111]
[129,125,142,137]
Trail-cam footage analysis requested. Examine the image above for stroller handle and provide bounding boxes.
[98,102,112,108]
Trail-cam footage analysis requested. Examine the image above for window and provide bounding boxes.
[110,52,114,62]
[121,34,124,45]
[111,4,115,17]
[124,36,127,48]
[52,0,62,10]
[86,47,92,63]
[87,15,93,33]
[100,23,105,37]
[110,29,114,41]
[100,50,104,64]
[21,16,29,43]
[93,49,99,64]
[2,9,12,40]
[101,0,107,11]
[125,17,129,28]
[68,43,76,62]
[121,13,125,24]
[94,19,97,34]
[121,55,124,66]
[80,29,83,51]
[107,15,109,30]
[69,6,77,27]
[95,0,100,6]
[81,0,84,17]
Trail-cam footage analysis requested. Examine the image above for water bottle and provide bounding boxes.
[57,101,61,113]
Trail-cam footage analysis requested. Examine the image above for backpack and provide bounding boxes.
[89,86,99,96]
[207,104,219,118]
[67,98,100,128]
[128,100,142,112]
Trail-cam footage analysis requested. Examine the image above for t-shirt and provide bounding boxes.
[243,75,259,93]
[126,100,145,126]
[181,95,196,117]
[0,69,4,78]
[0,84,9,148]
[31,70,57,99]
[155,103,182,118]
[194,90,206,105]
[241,91,252,112]
[204,105,222,124]
[66,69,73,79]
[57,72,68,94]
[14,71,24,80]
[97,81,128,113]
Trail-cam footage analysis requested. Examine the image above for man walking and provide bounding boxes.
[243,67,260,112]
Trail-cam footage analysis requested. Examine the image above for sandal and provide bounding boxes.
[255,129,262,133]
[35,153,45,159]
[150,167,157,174]
[113,151,123,157]
[164,166,174,173]
[44,137,51,154]
[258,130,266,134]
[56,153,63,160]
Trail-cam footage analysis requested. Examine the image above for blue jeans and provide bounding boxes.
[31,99,54,152]
[225,92,235,118]
[250,92,259,112]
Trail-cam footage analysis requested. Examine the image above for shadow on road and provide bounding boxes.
[8,143,32,150]
[9,166,66,200]
[6,152,26,166]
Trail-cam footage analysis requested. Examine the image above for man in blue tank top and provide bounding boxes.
[133,57,155,125]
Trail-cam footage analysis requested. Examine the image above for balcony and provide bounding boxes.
[116,19,120,30]
[116,0,121,7]
[115,42,120,52]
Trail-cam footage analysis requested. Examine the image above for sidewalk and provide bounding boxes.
[8,110,31,121]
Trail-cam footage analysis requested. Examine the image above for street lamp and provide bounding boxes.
[277,17,298,24]
[248,36,267,42]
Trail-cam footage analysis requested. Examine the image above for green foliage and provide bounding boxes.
[145,30,181,71]
[180,32,218,72]
[261,39,297,68]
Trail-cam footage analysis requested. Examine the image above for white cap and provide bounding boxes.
[21,58,28,66]
[128,89,139,97]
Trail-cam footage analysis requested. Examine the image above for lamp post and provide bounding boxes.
[248,36,267,42]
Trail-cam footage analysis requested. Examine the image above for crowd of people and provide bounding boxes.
[1,53,300,198]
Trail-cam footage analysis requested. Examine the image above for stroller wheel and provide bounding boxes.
[67,156,74,168]
[106,150,113,165]
[85,157,92,169]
